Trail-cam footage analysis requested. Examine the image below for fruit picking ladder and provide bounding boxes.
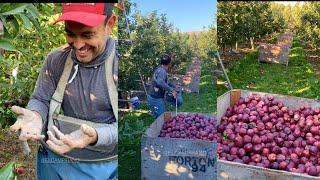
[213,51,233,90]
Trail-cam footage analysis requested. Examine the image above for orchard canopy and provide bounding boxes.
[217,2,320,51]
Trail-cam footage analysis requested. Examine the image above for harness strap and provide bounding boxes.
[105,43,118,121]
[52,114,106,128]
[44,43,118,162]
[47,52,73,130]
[48,45,117,128]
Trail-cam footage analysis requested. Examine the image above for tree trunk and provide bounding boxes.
[250,37,255,50]
[0,19,3,36]
[235,41,238,51]
[0,19,4,56]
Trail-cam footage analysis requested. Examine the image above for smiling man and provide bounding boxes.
[9,3,118,179]
[64,21,109,63]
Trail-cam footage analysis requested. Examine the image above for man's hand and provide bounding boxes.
[10,106,44,141]
[172,90,177,99]
[46,124,98,154]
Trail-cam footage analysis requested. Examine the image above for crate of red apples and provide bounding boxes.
[217,89,320,179]
[141,112,217,180]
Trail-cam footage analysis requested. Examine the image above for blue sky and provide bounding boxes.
[130,0,217,32]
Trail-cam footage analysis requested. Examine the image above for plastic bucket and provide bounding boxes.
[130,96,140,110]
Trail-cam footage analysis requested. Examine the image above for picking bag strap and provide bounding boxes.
[47,52,73,130]
[43,46,118,162]
[105,42,118,121]
[48,45,118,128]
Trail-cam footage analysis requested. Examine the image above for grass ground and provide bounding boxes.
[217,38,320,100]
[118,59,216,180]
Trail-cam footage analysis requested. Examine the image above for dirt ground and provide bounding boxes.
[171,57,201,93]
[0,128,37,179]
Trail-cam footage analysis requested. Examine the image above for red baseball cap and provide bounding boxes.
[53,3,113,27]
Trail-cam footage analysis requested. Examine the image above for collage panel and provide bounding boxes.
[118,0,217,179]
[2,1,320,180]
[216,1,320,179]
[0,2,119,179]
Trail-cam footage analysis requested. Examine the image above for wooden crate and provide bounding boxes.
[258,43,290,66]
[171,57,201,94]
[217,89,320,180]
[141,112,217,180]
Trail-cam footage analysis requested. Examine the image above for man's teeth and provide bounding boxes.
[78,48,89,53]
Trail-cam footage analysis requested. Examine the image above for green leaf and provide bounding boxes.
[3,16,20,39]
[0,4,28,16]
[25,4,39,19]
[0,161,16,180]
[0,54,5,61]
[0,38,18,52]
[0,16,9,32]
[16,47,28,54]
[18,14,32,30]
[23,12,40,32]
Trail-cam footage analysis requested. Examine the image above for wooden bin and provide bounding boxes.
[258,43,290,66]
[141,112,217,180]
[217,89,320,180]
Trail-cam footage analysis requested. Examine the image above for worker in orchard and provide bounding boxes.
[147,54,183,119]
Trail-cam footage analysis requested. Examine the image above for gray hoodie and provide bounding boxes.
[148,65,173,99]
[27,38,118,158]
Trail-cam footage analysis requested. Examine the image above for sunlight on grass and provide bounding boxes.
[296,86,310,94]
[217,81,226,85]
[306,68,313,74]
[217,37,320,100]
[289,54,299,58]
[134,112,143,117]
[201,74,211,79]
[200,81,209,86]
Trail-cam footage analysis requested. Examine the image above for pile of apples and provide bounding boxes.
[159,113,217,142]
[217,94,320,176]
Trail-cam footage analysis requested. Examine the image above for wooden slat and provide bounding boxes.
[119,99,147,103]
[118,99,131,102]
[129,90,145,93]
[164,112,172,122]
[230,89,241,106]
